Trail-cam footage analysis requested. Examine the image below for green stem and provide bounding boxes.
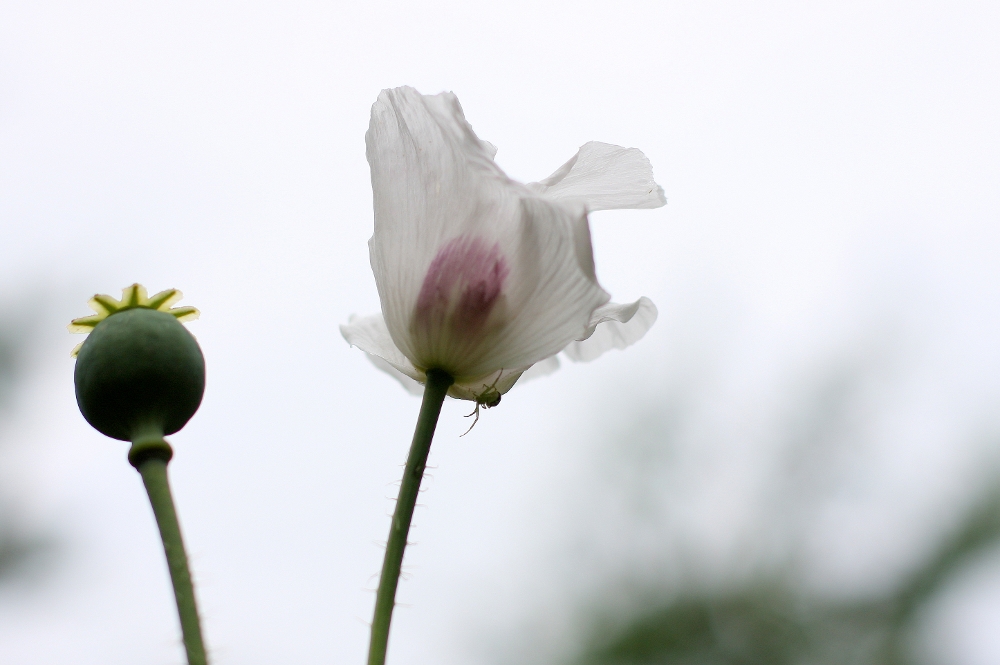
[129,438,208,665]
[368,369,454,665]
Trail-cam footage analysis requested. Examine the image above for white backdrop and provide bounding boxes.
[1,1,999,663]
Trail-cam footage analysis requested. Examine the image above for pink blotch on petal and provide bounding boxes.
[415,236,509,337]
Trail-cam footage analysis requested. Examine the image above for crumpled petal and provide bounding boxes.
[527,141,666,212]
[562,297,658,362]
[516,298,657,381]
[366,86,609,382]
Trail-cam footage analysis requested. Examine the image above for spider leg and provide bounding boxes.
[460,403,481,437]
[487,369,504,392]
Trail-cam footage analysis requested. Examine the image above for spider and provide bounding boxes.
[461,371,503,436]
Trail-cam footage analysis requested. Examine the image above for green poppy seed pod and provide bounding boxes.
[74,308,205,441]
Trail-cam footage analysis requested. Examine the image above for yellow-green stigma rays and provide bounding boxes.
[68,284,200,357]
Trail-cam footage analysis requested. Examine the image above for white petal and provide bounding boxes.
[517,355,561,382]
[367,354,425,396]
[448,366,526,402]
[366,87,608,381]
[340,313,423,382]
[341,312,534,401]
[478,197,611,374]
[562,297,658,362]
[527,141,666,212]
[367,87,513,367]
[370,357,528,401]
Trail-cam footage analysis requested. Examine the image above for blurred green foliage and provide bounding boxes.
[576,487,1000,665]
[564,357,1000,665]
[0,312,50,585]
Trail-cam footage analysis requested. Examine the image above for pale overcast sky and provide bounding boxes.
[1,2,999,663]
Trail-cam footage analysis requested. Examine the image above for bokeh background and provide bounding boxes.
[2,1,999,663]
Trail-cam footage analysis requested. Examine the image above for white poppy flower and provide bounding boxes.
[341,86,665,402]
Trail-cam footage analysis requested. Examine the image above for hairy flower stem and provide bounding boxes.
[129,438,207,665]
[368,369,454,665]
